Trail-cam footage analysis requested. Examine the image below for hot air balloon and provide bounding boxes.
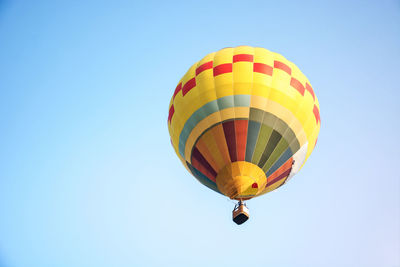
[168,46,320,224]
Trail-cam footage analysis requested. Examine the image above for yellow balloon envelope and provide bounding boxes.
[168,46,320,202]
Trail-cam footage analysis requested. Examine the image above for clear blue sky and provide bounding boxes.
[0,1,399,267]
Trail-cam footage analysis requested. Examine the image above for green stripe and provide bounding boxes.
[266,148,294,177]
[262,136,289,172]
[251,124,273,165]
[245,120,261,162]
[258,130,282,167]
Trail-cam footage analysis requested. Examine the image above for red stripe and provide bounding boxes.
[290,77,305,95]
[196,61,213,76]
[191,147,217,179]
[222,120,237,162]
[233,54,253,63]
[182,77,196,96]
[173,82,182,99]
[253,63,273,75]
[274,60,291,75]
[191,157,217,182]
[313,105,320,124]
[168,105,174,123]
[266,168,292,187]
[306,82,315,100]
[191,147,217,182]
[213,63,232,76]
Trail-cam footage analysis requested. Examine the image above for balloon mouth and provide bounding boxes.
[215,161,267,200]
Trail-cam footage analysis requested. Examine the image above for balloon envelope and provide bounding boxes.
[168,46,320,200]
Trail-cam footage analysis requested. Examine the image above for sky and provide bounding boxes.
[0,0,399,267]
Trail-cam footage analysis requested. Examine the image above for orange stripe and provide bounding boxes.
[267,158,293,182]
[199,130,225,170]
[235,120,248,161]
[211,124,231,164]
[195,138,220,172]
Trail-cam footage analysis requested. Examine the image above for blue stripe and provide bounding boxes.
[245,120,261,162]
[178,95,251,158]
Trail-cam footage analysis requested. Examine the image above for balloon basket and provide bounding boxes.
[232,201,249,225]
